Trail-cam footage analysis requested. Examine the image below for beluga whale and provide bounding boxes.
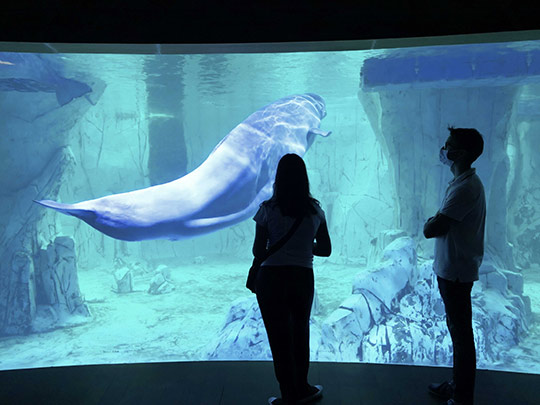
[36,94,331,241]
[0,52,92,106]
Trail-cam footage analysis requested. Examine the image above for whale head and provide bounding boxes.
[303,93,327,119]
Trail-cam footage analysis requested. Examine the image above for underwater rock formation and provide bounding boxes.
[0,61,103,195]
[506,85,540,267]
[0,55,103,336]
[1,236,90,336]
[0,52,92,107]
[33,236,91,332]
[0,146,80,336]
[207,234,531,366]
[147,266,175,295]
[205,291,322,360]
[205,296,273,360]
[113,268,133,294]
[2,252,37,335]
[358,45,540,269]
[316,235,531,366]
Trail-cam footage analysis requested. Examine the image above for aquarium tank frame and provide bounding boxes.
[1,29,540,375]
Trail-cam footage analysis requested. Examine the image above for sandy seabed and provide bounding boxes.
[0,261,539,374]
[0,260,350,371]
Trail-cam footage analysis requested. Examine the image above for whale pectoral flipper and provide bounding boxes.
[34,200,97,222]
[183,184,273,231]
[308,128,331,137]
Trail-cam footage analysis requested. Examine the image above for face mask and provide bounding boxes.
[439,147,453,166]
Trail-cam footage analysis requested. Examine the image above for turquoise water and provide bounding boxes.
[0,42,539,373]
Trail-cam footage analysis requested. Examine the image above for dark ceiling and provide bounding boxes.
[1,1,539,44]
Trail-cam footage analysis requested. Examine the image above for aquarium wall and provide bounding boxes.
[0,39,539,373]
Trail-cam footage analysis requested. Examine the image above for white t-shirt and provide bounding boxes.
[434,168,486,282]
[253,202,326,268]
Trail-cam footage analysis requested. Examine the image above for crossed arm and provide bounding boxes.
[423,212,454,239]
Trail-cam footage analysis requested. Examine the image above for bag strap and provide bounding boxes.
[261,216,303,261]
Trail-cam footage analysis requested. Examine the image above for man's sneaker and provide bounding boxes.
[428,380,455,400]
[297,385,323,404]
[268,397,284,405]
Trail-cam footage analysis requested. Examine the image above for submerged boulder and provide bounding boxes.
[206,234,531,367]
[315,235,532,367]
[113,267,133,294]
[33,236,91,332]
[148,265,175,295]
[0,236,91,336]
[205,292,322,360]
[205,296,272,360]
[2,252,37,335]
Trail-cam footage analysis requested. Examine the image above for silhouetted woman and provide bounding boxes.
[252,153,332,405]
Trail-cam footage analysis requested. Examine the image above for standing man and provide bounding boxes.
[423,127,486,405]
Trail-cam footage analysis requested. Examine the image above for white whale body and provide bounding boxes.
[36,94,331,241]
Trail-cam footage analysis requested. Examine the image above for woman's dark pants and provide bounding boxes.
[256,265,314,403]
[437,276,476,404]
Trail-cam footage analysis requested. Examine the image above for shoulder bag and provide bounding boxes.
[246,216,303,293]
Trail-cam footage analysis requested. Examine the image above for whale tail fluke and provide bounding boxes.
[34,200,97,222]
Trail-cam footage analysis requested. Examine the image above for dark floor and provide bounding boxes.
[0,361,538,405]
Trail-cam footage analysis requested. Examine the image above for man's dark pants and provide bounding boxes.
[437,276,476,404]
[256,265,314,403]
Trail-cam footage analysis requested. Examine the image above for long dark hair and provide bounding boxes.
[266,153,320,218]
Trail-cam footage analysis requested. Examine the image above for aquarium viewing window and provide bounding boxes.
[1,31,540,373]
